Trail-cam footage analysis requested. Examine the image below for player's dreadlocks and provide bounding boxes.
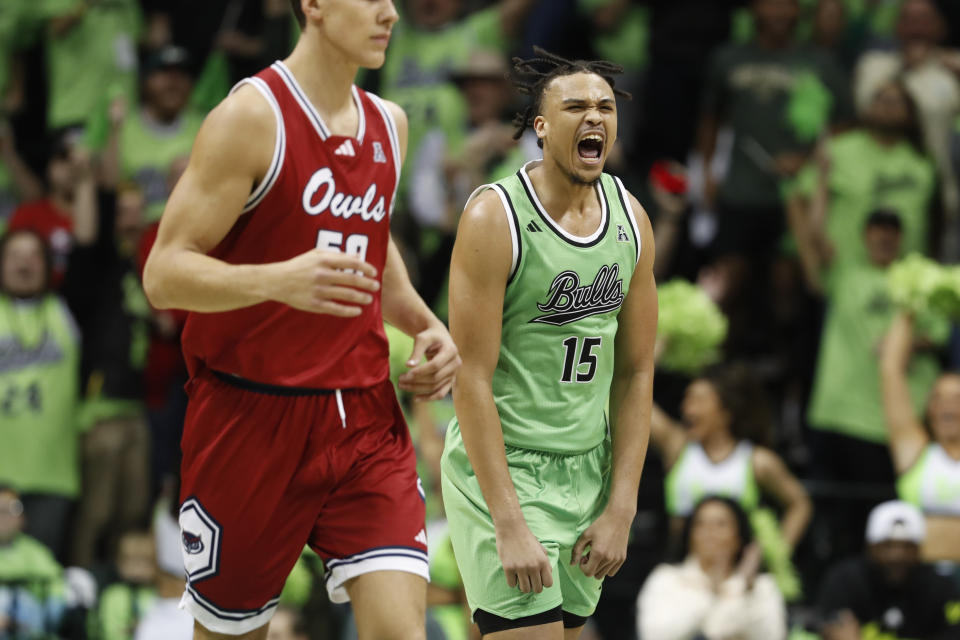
[511,46,631,144]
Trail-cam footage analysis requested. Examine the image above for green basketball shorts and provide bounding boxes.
[440,422,611,621]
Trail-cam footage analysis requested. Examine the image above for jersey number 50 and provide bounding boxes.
[317,230,369,262]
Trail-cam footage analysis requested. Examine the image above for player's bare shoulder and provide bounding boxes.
[460,188,510,239]
[191,84,277,181]
[452,187,514,283]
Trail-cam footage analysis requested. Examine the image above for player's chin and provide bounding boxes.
[571,156,604,181]
[358,49,388,70]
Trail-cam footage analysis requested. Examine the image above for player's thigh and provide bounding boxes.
[193,620,268,640]
[441,451,564,620]
[555,445,609,622]
[310,382,430,602]
[484,621,565,640]
[345,570,427,640]
[563,627,585,640]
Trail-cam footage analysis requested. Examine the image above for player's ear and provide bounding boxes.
[302,0,323,25]
[533,115,547,146]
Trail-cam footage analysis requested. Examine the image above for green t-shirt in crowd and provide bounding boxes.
[379,8,507,202]
[43,0,141,129]
[790,130,936,271]
[117,110,203,221]
[0,295,81,497]
[703,42,851,211]
[808,263,947,444]
[578,0,649,71]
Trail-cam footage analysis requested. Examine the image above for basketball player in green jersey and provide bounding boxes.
[441,49,657,639]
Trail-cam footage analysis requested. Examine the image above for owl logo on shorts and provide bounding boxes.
[182,530,205,554]
[179,498,222,581]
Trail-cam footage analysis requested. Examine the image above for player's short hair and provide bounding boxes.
[510,46,631,147]
[289,0,306,28]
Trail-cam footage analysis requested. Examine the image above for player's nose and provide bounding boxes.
[381,0,400,26]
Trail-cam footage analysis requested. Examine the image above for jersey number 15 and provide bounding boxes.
[560,336,602,383]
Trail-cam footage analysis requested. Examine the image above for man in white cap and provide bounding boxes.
[817,500,960,640]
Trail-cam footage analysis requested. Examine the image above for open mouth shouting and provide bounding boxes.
[577,132,605,165]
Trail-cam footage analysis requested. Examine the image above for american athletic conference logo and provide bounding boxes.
[530,264,625,326]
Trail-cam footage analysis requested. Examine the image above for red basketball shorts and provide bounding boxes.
[177,369,428,635]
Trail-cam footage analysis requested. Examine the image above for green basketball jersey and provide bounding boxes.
[454,161,642,454]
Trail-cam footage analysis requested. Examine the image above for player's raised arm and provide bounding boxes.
[449,189,554,595]
[143,86,379,316]
[572,191,657,580]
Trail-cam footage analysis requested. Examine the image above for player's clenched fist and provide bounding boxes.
[495,521,554,594]
[399,325,461,400]
[570,509,632,580]
[271,248,380,316]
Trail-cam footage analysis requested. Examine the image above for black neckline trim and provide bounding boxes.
[515,168,610,248]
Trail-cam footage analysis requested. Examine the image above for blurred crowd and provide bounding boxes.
[1,0,960,639]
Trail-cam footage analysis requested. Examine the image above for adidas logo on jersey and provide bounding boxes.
[616,224,630,243]
[414,529,427,545]
[334,140,356,157]
[373,141,387,164]
[526,221,543,233]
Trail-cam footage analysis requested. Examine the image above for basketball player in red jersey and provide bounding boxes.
[142,1,460,638]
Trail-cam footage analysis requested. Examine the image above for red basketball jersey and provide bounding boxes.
[181,61,401,389]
